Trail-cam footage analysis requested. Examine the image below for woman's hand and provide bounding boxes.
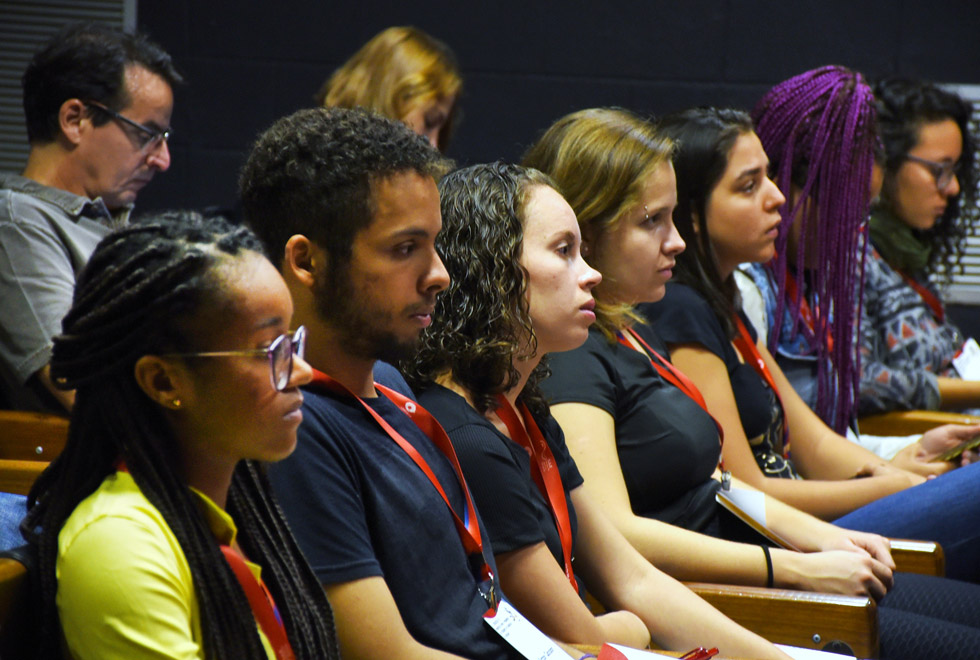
[904,424,980,476]
[818,528,895,569]
[856,460,928,486]
[775,549,893,601]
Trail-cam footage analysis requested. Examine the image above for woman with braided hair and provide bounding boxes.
[736,65,878,434]
[528,106,980,658]
[22,211,339,659]
[645,101,980,585]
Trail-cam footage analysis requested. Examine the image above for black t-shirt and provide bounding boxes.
[644,283,797,479]
[418,384,585,593]
[542,323,723,529]
[268,378,519,660]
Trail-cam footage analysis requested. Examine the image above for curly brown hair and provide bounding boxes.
[402,162,556,418]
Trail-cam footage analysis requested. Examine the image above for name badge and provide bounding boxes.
[953,338,980,380]
[484,600,575,659]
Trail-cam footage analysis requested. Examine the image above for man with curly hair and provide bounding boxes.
[240,107,523,659]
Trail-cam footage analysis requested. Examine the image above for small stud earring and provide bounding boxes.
[172,398,182,409]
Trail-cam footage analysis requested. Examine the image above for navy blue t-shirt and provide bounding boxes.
[418,384,585,593]
[268,374,518,660]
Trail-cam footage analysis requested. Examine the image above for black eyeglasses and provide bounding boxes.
[905,154,959,191]
[86,100,172,151]
[164,327,307,392]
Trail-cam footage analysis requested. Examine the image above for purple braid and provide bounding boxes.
[752,65,878,433]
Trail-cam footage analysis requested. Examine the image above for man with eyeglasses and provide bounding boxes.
[0,23,181,412]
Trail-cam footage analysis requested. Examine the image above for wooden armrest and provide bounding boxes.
[685,582,878,659]
[890,538,945,576]
[858,410,980,436]
[0,460,48,496]
[0,410,68,461]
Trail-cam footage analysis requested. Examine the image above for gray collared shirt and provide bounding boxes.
[0,173,131,410]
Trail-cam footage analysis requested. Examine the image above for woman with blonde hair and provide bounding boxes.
[527,106,980,660]
[524,107,895,596]
[316,26,461,151]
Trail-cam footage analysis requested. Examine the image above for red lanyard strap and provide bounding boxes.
[617,327,724,449]
[116,462,295,658]
[307,370,498,612]
[731,315,790,456]
[785,271,833,351]
[871,248,945,323]
[492,394,577,594]
[900,272,945,323]
[221,545,296,660]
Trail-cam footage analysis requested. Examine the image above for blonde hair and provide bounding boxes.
[317,26,462,151]
[522,107,675,337]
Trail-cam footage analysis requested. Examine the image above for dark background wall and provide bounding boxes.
[135,0,980,215]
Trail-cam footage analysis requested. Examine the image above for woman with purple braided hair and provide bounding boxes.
[743,65,877,434]
[645,98,980,586]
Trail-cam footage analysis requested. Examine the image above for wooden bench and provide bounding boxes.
[0,410,68,495]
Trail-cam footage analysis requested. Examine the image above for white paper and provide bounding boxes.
[776,643,856,659]
[601,643,674,658]
[953,338,980,380]
[718,487,767,526]
[484,600,575,660]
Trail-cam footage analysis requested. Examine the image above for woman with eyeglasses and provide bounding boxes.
[22,211,339,659]
[858,78,980,416]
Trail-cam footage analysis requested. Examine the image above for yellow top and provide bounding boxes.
[57,470,275,659]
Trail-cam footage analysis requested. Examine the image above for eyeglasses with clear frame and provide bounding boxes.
[905,154,959,191]
[85,100,172,151]
[164,326,307,392]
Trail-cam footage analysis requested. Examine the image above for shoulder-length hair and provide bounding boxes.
[316,26,462,152]
[403,162,556,418]
[873,77,978,283]
[522,107,674,339]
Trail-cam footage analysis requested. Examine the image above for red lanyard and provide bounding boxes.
[785,271,833,351]
[870,248,945,323]
[221,546,295,660]
[308,369,498,613]
[116,463,295,659]
[900,273,945,323]
[731,315,790,456]
[493,394,577,594]
[616,327,724,449]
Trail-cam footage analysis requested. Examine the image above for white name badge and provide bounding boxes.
[953,338,980,381]
[484,600,575,660]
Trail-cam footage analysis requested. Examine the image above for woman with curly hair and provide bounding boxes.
[22,211,339,659]
[858,78,980,415]
[403,161,791,659]
[317,26,462,151]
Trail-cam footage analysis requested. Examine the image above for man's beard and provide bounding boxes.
[314,263,420,366]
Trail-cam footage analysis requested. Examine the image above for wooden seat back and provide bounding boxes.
[0,411,68,496]
[858,410,980,436]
